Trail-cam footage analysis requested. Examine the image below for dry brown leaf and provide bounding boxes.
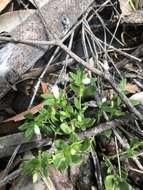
[125,83,139,93]
[4,103,44,122]
[0,102,44,135]
[40,81,49,94]
[0,0,12,12]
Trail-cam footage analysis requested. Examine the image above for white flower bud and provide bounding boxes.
[102,97,107,103]
[34,125,41,135]
[82,78,91,85]
[52,85,60,99]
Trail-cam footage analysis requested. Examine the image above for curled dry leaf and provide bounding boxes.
[0,0,12,12]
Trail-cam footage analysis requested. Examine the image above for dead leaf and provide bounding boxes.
[0,10,35,33]
[4,103,44,122]
[0,103,44,135]
[40,81,49,94]
[125,83,139,93]
[0,0,12,12]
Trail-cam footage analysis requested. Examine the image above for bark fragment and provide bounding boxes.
[0,0,94,99]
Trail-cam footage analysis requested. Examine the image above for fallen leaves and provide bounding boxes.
[125,83,139,93]
[4,103,44,123]
[40,81,49,94]
[0,0,12,12]
[0,10,35,33]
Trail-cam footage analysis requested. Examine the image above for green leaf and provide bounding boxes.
[74,97,81,110]
[80,138,91,152]
[60,123,72,134]
[60,111,70,118]
[84,118,95,128]
[59,93,68,107]
[117,181,133,190]
[19,123,29,131]
[77,115,82,122]
[130,137,140,147]
[79,85,85,97]
[66,105,74,114]
[41,93,53,99]
[42,94,55,106]
[69,72,79,82]
[130,99,140,106]
[65,152,72,166]
[41,152,51,177]
[24,112,33,120]
[90,77,97,84]
[25,128,34,140]
[70,141,81,152]
[58,160,68,171]
[105,175,116,190]
[112,109,124,117]
[69,68,84,86]
[69,132,78,142]
[119,79,127,91]
[101,129,112,138]
[84,86,96,96]
[126,149,138,157]
[120,168,128,179]
[70,84,79,94]
[23,158,40,175]
[55,139,67,150]
[70,148,76,155]
[53,153,68,170]
[116,97,122,107]
[71,155,82,164]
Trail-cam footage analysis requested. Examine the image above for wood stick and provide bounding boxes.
[0,114,136,159]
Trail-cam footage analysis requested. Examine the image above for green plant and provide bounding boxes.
[102,136,143,190]
[19,67,96,181]
[96,79,140,124]
[96,79,127,124]
[19,68,140,186]
[129,0,141,10]
[104,157,133,190]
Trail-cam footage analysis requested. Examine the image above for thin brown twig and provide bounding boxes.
[28,46,60,108]
[0,169,21,188]
[0,36,142,121]
[58,42,143,121]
